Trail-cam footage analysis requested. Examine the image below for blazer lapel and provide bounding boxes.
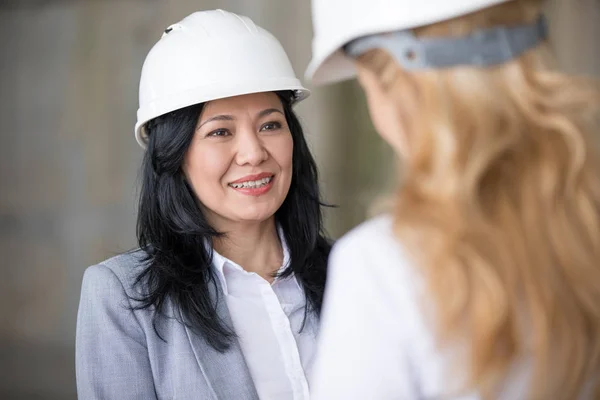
[182,283,259,400]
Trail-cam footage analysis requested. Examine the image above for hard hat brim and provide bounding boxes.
[305,47,358,87]
[305,0,511,86]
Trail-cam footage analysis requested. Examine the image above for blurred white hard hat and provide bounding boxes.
[135,9,309,148]
[306,0,512,85]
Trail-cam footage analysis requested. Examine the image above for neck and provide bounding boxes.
[212,217,283,283]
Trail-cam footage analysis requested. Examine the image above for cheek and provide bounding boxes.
[373,103,399,143]
[184,144,231,198]
[366,95,388,138]
[268,133,294,174]
[363,86,406,155]
[357,65,406,154]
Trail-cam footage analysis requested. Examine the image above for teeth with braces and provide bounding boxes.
[229,176,273,189]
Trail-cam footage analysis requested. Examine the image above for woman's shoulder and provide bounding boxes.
[328,214,419,295]
[342,213,395,237]
[81,249,149,297]
[332,214,402,258]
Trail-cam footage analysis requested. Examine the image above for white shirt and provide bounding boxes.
[310,215,536,400]
[211,235,317,400]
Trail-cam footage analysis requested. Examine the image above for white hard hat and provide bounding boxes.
[135,9,310,148]
[306,0,512,85]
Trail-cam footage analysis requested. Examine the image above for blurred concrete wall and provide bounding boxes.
[0,0,598,398]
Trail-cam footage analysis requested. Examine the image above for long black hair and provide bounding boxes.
[133,91,331,351]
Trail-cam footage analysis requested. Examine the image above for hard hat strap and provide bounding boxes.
[344,14,547,70]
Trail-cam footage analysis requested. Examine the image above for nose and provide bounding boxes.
[235,127,268,166]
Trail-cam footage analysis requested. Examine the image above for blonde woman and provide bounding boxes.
[306,0,600,399]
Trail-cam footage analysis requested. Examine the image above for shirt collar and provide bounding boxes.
[209,226,292,295]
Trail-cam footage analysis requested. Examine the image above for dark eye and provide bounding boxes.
[260,121,282,131]
[208,129,230,137]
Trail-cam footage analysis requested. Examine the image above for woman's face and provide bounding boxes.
[355,62,407,157]
[183,92,294,229]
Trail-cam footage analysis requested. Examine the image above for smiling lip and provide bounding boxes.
[228,172,275,197]
[229,172,274,184]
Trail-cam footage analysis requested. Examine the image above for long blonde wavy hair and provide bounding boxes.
[358,0,600,398]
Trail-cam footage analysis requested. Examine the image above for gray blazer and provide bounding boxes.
[76,251,260,400]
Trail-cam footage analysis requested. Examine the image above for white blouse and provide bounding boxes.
[212,236,317,400]
[310,214,538,400]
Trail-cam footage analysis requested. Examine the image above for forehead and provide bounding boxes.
[200,92,283,118]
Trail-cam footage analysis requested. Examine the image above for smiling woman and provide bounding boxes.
[75,10,331,400]
[186,92,294,228]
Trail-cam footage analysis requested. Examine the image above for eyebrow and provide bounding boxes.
[198,108,284,129]
[257,108,284,119]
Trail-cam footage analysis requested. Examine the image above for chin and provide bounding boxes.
[237,206,278,223]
